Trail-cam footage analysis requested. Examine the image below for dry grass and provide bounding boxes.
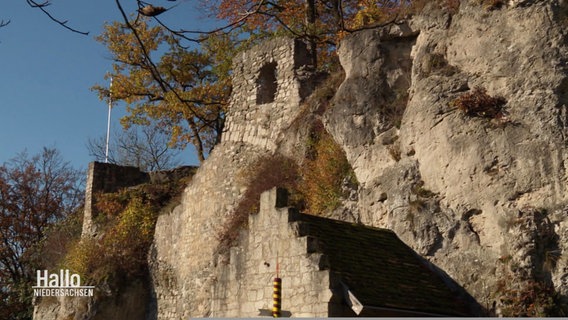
[451,87,507,119]
[216,155,301,250]
[65,193,160,286]
[302,69,345,116]
[387,144,402,162]
[299,120,357,215]
[497,278,562,317]
[216,121,357,250]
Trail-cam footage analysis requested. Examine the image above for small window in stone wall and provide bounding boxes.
[256,62,278,105]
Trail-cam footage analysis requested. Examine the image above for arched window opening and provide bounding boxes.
[256,62,278,105]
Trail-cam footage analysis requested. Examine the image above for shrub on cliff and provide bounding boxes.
[63,176,192,288]
[451,87,507,119]
[299,120,357,215]
[217,121,357,251]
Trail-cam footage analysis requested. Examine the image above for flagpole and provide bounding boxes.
[105,77,113,163]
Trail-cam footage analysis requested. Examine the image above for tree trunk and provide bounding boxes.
[330,0,344,32]
[305,0,317,68]
[188,119,206,163]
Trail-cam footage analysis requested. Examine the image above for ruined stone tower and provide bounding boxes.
[222,37,315,150]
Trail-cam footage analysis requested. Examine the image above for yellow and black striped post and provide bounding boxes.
[272,277,282,317]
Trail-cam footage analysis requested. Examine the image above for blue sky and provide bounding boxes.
[0,1,217,170]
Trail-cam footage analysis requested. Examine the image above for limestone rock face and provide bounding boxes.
[328,23,417,149]
[325,0,568,312]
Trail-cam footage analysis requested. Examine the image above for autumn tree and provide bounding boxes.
[93,17,234,163]
[87,124,181,171]
[0,148,84,320]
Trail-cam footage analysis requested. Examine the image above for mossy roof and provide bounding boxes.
[289,211,471,316]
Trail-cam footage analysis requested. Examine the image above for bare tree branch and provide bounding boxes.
[134,0,266,43]
[0,20,10,28]
[87,125,181,171]
[26,0,89,35]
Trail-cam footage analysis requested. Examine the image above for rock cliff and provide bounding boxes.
[327,0,568,314]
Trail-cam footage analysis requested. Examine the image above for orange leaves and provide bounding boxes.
[299,121,356,215]
[93,18,229,163]
[451,87,507,119]
[67,179,189,285]
[66,196,157,284]
[94,190,130,218]
[348,0,426,30]
[216,0,264,23]
[97,19,165,66]
[214,0,310,37]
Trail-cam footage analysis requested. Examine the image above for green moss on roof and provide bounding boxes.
[289,212,471,316]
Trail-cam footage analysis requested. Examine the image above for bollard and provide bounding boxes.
[272,277,282,317]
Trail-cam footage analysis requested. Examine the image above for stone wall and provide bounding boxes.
[148,142,267,319]
[210,188,471,317]
[35,162,184,320]
[211,188,332,317]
